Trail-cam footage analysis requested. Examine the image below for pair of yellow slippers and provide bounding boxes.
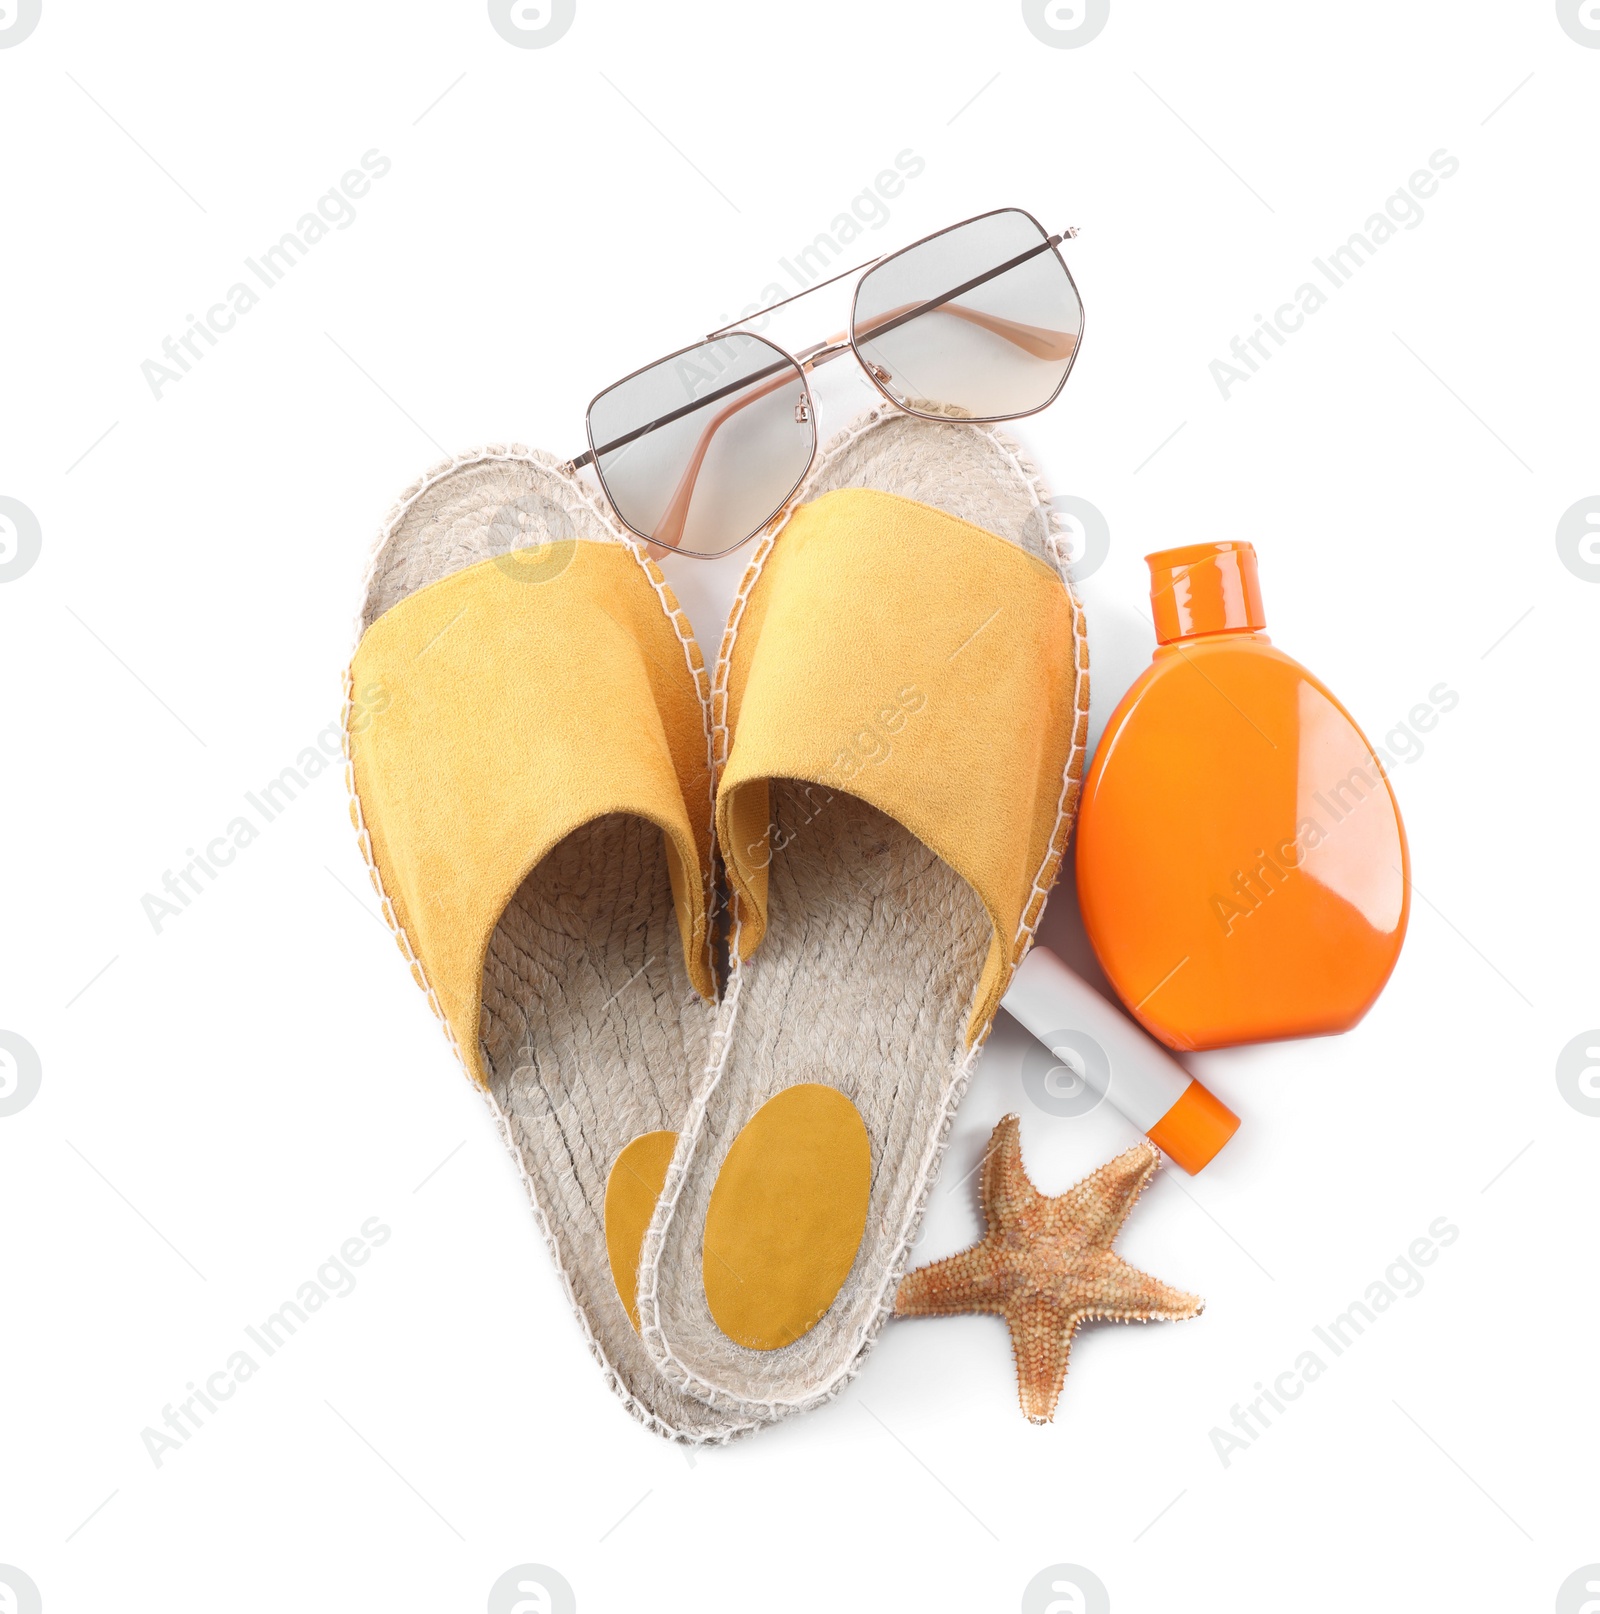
[345,410,1088,1441]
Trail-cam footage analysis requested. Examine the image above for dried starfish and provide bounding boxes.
[895,1115,1203,1423]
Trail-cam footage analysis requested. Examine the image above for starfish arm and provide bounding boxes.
[981,1114,1043,1226]
[897,1125,1202,1426]
[1043,1143,1162,1249]
[1007,1295,1079,1424]
[895,1245,1014,1317]
[1085,1252,1204,1323]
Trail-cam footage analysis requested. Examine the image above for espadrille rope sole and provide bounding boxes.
[634,410,1090,1432]
[344,446,753,1443]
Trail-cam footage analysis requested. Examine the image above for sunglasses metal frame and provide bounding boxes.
[567,207,1082,559]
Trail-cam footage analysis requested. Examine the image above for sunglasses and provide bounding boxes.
[565,206,1084,559]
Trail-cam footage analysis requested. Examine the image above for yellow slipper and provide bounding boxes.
[634,409,1090,1428]
[343,446,754,1441]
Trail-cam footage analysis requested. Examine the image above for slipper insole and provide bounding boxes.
[700,1084,871,1351]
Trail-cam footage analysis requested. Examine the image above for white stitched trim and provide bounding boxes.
[341,665,468,1079]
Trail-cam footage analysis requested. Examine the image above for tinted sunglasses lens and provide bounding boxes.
[587,334,815,557]
[852,209,1081,420]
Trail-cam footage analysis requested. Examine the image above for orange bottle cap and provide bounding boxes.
[1147,541,1265,644]
[1145,1079,1241,1174]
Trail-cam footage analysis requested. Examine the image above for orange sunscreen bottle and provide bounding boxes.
[1075,541,1409,1051]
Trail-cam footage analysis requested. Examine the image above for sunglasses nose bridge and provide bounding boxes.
[797,335,853,371]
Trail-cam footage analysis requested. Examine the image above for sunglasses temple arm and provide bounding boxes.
[856,300,1077,362]
[850,237,1075,352]
[651,331,885,546]
[652,361,814,550]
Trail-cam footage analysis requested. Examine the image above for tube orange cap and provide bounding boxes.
[1148,541,1265,644]
[1145,1079,1241,1174]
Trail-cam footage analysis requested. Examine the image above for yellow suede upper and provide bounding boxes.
[718,487,1081,1044]
[347,541,714,1087]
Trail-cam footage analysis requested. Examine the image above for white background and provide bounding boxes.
[2,2,1597,1610]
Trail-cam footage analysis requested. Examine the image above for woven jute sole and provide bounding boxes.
[634,409,1090,1433]
[347,446,754,1443]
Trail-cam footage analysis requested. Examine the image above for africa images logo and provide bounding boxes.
[0,496,42,584]
[1556,1031,1600,1116]
[1556,0,1600,46]
[1557,1565,1600,1613]
[1022,1029,1109,1118]
[1022,0,1110,49]
[1021,1563,1111,1614]
[0,1032,43,1118]
[1556,497,1600,583]
[487,1564,576,1614]
[0,0,43,48]
[488,0,575,48]
[490,493,579,585]
[0,1565,43,1614]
